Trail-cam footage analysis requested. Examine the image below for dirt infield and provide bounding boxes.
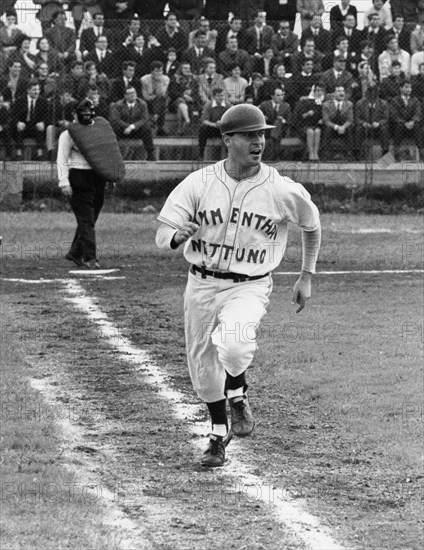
[1,213,423,549]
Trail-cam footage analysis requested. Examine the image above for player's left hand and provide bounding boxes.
[292,271,312,313]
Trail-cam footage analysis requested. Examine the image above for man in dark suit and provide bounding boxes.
[109,85,155,160]
[0,92,13,160]
[379,60,404,101]
[112,34,158,79]
[390,80,423,161]
[85,34,116,79]
[12,79,48,160]
[109,61,142,103]
[291,38,324,75]
[388,15,411,54]
[334,13,363,55]
[259,86,291,160]
[301,14,332,56]
[80,11,109,58]
[355,86,389,159]
[215,16,248,53]
[270,20,299,72]
[292,59,320,99]
[44,10,76,66]
[244,10,274,56]
[330,0,358,34]
[198,87,230,160]
[319,56,354,96]
[264,0,297,30]
[218,36,251,78]
[182,30,215,75]
[322,84,354,159]
[361,13,388,58]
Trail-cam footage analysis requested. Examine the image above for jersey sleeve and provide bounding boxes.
[157,173,198,230]
[276,176,320,231]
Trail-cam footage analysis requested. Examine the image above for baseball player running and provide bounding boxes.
[156,104,321,467]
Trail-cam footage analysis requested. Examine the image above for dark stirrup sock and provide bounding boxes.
[206,399,228,429]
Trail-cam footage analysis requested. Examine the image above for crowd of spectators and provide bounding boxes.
[0,0,423,162]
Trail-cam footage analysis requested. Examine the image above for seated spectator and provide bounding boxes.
[102,0,136,30]
[188,17,218,51]
[389,0,419,23]
[265,62,296,105]
[140,60,170,136]
[163,48,180,78]
[361,13,388,58]
[85,35,116,79]
[60,60,87,102]
[301,14,331,56]
[223,64,248,105]
[322,84,354,160]
[197,58,224,105]
[390,79,423,161]
[168,62,200,134]
[270,20,299,73]
[0,10,23,59]
[198,86,229,160]
[291,38,323,75]
[357,40,378,77]
[411,51,424,76]
[0,92,13,160]
[333,13,362,56]
[86,85,109,119]
[364,0,393,31]
[378,35,410,80]
[0,60,27,105]
[350,59,377,103]
[323,36,358,73]
[32,37,64,76]
[113,14,151,51]
[411,63,424,105]
[182,30,215,75]
[45,87,75,158]
[355,86,389,159]
[389,15,411,54]
[12,79,48,160]
[245,10,274,56]
[378,60,404,101]
[69,1,104,35]
[34,62,58,99]
[80,61,111,100]
[244,72,268,105]
[259,86,291,160]
[292,58,320,100]
[7,35,37,79]
[79,12,110,58]
[44,10,76,67]
[202,0,232,23]
[168,0,203,22]
[155,12,188,61]
[113,34,157,79]
[297,0,324,31]
[33,1,68,35]
[410,25,424,55]
[329,0,358,34]
[215,16,248,54]
[218,36,251,78]
[135,0,167,25]
[109,61,141,103]
[109,85,155,160]
[252,47,279,81]
[319,56,354,97]
[263,0,297,31]
[292,84,325,160]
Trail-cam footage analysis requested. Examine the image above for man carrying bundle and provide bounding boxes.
[57,98,125,269]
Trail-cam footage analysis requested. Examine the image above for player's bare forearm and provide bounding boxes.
[292,271,312,313]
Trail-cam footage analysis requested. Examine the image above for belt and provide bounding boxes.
[190,264,269,282]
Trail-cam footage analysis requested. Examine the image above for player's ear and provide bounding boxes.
[222,134,231,147]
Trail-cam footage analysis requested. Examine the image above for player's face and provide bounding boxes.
[226,130,265,168]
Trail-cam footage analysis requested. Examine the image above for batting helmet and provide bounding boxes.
[220,104,275,135]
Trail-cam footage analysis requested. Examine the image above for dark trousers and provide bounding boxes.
[14,124,46,149]
[0,127,13,157]
[146,96,167,130]
[323,127,353,158]
[68,169,105,262]
[117,127,155,160]
[198,125,222,157]
[355,125,390,157]
[392,123,423,150]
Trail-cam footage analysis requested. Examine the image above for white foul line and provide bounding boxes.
[62,279,348,550]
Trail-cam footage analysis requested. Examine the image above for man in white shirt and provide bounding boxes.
[364,0,393,30]
[378,35,410,80]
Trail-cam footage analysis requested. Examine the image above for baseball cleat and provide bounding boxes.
[201,430,233,468]
[65,253,85,267]
[82,259,101,269]
[228,394,255,437]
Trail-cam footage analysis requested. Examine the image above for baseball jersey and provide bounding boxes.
[158,160,320,277]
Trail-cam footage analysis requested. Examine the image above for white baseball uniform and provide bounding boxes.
[156,160,320,402]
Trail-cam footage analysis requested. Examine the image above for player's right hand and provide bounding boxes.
[173,222,199,245]
[61,185,72,198]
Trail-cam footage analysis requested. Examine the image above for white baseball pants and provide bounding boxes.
[184,270,273,403]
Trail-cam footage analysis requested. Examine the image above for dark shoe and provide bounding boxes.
[156,128,167,136]
[201,430,233,468]
[228,394,255,437]
[83,259,101,269]
[65,253,85,267]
